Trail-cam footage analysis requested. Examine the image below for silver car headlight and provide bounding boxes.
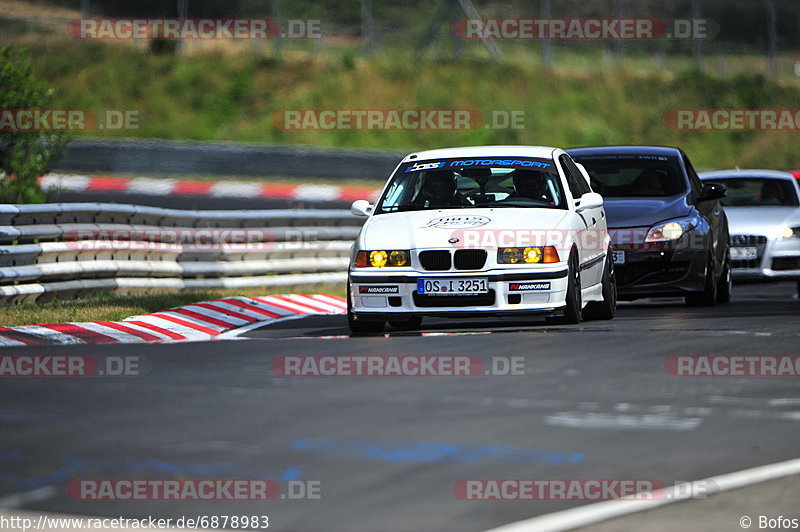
[645,216,699,242]
[779,226,800,239]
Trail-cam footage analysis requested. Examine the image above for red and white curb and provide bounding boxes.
[0,294,346,346]
[39,174,381,203]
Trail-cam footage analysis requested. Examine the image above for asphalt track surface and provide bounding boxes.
[0,282,798,532]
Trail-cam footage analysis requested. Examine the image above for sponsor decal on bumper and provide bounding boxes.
[358,286,399,294]
[509,282,551,291]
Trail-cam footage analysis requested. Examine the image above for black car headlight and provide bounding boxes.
[645,216,700,242]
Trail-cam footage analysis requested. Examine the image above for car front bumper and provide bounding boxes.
[730,235,800,281]
[612,248,708,300]
[349,267,569,320]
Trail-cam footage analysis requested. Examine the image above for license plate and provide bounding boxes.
[730,247,757,260]
[612,251,626,265]
[417,278,488,295]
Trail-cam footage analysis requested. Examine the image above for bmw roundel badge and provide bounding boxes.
[448,237,459,243]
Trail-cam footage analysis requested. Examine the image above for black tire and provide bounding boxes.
[551,251,582,324]
[347,284,385,334]
[716,253,732,304]
[685,252,718,307]
[583,251,617,320]
[389,316,423,330]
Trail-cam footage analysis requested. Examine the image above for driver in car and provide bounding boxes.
[412,170,469,208]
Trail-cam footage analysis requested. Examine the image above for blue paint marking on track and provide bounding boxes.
[0,410,62,424]
[291,439,583,464]
[0,451,302,489]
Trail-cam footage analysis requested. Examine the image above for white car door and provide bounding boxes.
[559,154,605,288]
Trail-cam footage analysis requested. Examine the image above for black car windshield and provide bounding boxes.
[711,177,800,207]
[375,157,566,214]
[572,155,686,197]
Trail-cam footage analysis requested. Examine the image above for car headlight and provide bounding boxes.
[354,250,410,268]
[497,246,560,264]
[780,226,800,239]
[645,216,699,242]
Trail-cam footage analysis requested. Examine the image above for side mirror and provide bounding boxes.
[351,199,373,217]
[575,192,603,212]
[698,182,726,202]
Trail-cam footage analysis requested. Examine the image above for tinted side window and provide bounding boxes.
[682,153,703,196]
[560,155,590,198]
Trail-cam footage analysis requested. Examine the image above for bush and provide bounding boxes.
[0,45,69,204]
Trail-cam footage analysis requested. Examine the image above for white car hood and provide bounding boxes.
[725,206,800,238]
[360,208,570,250]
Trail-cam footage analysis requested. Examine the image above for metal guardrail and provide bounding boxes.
[53,138,404,180]
[0,203,361,303]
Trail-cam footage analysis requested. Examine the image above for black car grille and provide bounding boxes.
[772,257,800,271]
[615,262,690,287]
[419,251,451,271]
[413,290,496,307]
[730,235,767,269]
[454,249,487,270]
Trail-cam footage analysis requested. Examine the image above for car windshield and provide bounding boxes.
[375,157,566,214]
[572,155,686,197]
[710,177,800,207]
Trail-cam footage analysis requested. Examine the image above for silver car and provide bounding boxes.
[699,169,800,292]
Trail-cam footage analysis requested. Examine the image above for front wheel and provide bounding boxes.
[716,253,732,304]
[685,252,718,307]
[583,251,617,320]
[551,251,582,324]
[347,284,385,334]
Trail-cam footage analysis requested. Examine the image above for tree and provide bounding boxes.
[0,45,69,204]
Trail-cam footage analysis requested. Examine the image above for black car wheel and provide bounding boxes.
[347,283,385,334]
[552,251,582,324]
[583,251,617,320]
[716,253,732,304]
[685,252,718,307]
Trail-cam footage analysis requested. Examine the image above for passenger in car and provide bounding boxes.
[755,181,785,205]
[630,168,667,196]
[506,169,552,203]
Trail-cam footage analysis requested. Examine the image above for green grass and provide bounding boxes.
[0,283,346,326]
[13,39,800,171]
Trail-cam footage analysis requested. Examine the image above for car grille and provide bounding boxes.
[730,235,767,269]
[772,257,800,271]
[615,262,690,287]
[418,250,452,271]
[413,290,496,307]
[454,249,487,270]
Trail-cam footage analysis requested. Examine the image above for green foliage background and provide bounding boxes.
[0,45,68,203]
[22,39,800,171]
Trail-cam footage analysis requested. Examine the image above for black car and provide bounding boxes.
[567,146,730,305]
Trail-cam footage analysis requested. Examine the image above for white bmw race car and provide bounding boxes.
[346,146,617,333]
